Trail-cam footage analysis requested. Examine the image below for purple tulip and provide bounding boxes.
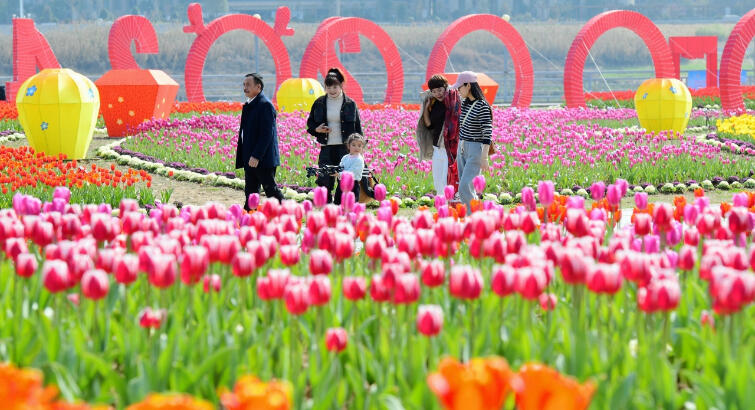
[537,180,554,207]
[590,181,605,201]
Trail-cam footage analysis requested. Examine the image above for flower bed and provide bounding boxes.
[117,108,752,199]
[0,185,752,408]
[0,145,154,208]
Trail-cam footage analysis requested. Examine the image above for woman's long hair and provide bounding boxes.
[467,82,493,120]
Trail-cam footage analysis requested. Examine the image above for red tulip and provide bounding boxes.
[449,265,483,300]
[147,254,177,288]
[121,211,143,235]
[60,213,83,239]
[96,248,123,274]
[416,304,443,337]
[710,267,754,314]
[284,282,309,315]
[684,226,700,246]
[67,253,94,283]
[342,276,366,301]
[633,213,652,236]
[516,267,548,300]
[565,209,589,237]
[677,246,697,271]
[30,219,54,247]
[4,237,28,262]
[520,212,539,235]
[256,269,290,300]
[14,252,38,278]
[652,202,673,232]
[229,252,254,278]
[491,264,517,297]
[203,274,222,293]
[42,260,71,293]
[586,263,622,294]
[139,307,166,329]
[334,233,354,261]
[393,273,420,304]
[325,327,348,352]
[81,269,110,300]
[421,260,445,287]
[246,240,269,268]
[309,249,333,275]
[114,253,139,285]
[181,246,210,284]
[279,244,300,266]
[323,204,340,227]
[558,248,590,284]
[364,235,386,259]
[538,292,557,311]
[91,213,116,242]
[308,275,332,306]
[728,207,752,234]
[638,278,680,312]
[369,274,392,302]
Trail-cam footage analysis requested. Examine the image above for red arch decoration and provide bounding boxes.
[183,3,294,102]
[299,17,403,104]
[5,18,60,101]
[719,9,755,112]
[426,14,533,107]
[108,15,159,69]
[564,10,674,108]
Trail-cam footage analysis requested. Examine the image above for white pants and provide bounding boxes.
[432,146,448,196]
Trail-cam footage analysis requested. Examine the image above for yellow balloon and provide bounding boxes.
[276,78,325,113]
[16,68,100,160]
[634,78,691,136]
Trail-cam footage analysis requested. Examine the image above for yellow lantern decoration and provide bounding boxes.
[16,68,100,160]
[276,78,325,113]
[634,78,692,135]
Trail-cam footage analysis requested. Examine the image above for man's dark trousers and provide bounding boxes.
[244,165,284,209]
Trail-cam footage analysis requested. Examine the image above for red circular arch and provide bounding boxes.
[426,14,533,107]
[720,8,755,112]
[299,17,404,104]
[183,8,292,102]
[563,10,674,108]
[108,15,159,69]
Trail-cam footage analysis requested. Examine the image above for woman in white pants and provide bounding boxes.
[416,75,461,196]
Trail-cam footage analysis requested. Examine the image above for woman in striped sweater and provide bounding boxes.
[450,71,493,210]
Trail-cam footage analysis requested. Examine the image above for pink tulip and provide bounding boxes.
[119,198,139,216]
[634,192,648,210]
[416,304,443,337]
[683,204,698,224]
[444,185,455,201]
[393,273,420,304]
[147,254,177,288]
[374,184,387,201]
[591,181,606,201]
[340,171,355,192]
[449,265,483,300]
[732,193,749,208]
[14,253,38,278]
[633,213,652,236]
[114,254,139,285]
[638,278,680,312]
[653,203,673,231]
[309,249,333,275]
[491,264,517,297]
[606,184,622,207]
[538,292,557,311]
[53,186,71,203]
[369,274,392,302]
[81,269,110,300]
[308,275,332,306]
[313,186,328,208]
[42,260,71,293]
[203,274,222,293]
[644,235,660,253]
[342,276,367,300]
[558,248,589,284]
[516,267,548,300]
[421,260,445,287]
[139,307,166,329]
[473,175,486,194]
[4,237,28,262]
[256,269,290,300]
[521,187,535,211]
[586,263,622,294]
[279,245,300,266]
[244,193,260,210]
[231,251,255,277]
[325,327,348,352]
[537,180,555,207]
[284,282,309,315]
[700,310,715,328]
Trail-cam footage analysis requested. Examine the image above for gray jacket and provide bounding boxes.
[415,90,438,161]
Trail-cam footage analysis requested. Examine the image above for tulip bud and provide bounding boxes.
[308,275,332,306]
[591,181,606,201]
[42,260,71,293]
[421,260,445,287]
[538,292,557,311]
[491,264,517,297]
[309,249,333,275]
[521,187,535,211]
[81,269,110,300]
[325,327,348,352]
[449,265,483,300]
[313,186,328,208]
[247,193,260,210]
[139,307,166,329]
[340,171,355,192]
[369,274,392,302]
[113,253,139,285]
[683,204,698,225]
[606,184,622,207]
[444,185,455,201]
[203,274,222,293]
[473,175,486,194]
[284,282,309,315]
[586,263,622,294]
[416,305,443,337]
[231,251,255,278]
[53,186,71,203]
[374,184,387,202]
[653,202,673,232]
[700,310,715,328]
[633,213,652,236]
[14,252,38,278]
[678,246,696,271]
[393,273,420,304]
[147,253,177,288]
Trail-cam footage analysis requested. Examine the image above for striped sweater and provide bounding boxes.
[459,98,493,145]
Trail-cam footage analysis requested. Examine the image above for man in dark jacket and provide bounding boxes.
[235,73,285,210]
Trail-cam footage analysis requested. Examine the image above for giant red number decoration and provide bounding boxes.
[564,10,674,108]
[183,3,294,102]
[426,14,533,107]
[300,17,403,104]
[669,36,718,88]
[5,19,60,102]
[719,9,755,112]
[108,15,159,69]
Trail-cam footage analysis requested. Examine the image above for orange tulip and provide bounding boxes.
[513,363,595,410]
[694,187,705,197]
[720,202,732,216]
[219,375,293,410]
[427,356,515,410]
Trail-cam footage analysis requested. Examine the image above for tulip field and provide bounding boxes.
[1,100,754,409]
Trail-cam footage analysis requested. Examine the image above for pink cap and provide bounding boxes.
[450,71,478,89]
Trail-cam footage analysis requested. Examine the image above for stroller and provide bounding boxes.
[306,165,379,203]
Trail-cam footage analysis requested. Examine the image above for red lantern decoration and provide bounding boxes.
[95,69,179,137]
